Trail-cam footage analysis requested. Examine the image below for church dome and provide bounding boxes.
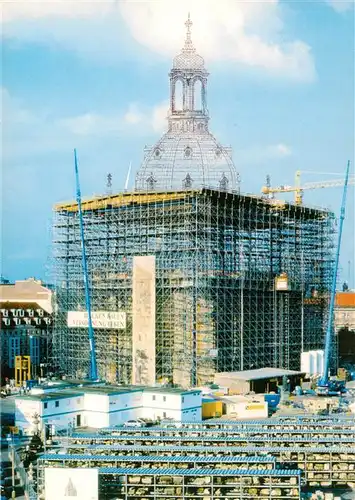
[135,14,240,193]
[173,52,205,70]
[136,132,238,192]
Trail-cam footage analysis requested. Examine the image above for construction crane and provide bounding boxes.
[74,149,98,381]
[262,169,355,205]
[316,160,350,397]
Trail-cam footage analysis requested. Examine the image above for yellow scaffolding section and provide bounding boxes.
[54,190,200,213]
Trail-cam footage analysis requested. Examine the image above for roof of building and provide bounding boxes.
[89,426,355,436]
[336,291,355,307]
[216,395,266,404]
[142,386,200,395]
[81,386,142,396]
[70,433,355,444]
[63,443,354,454]
[82,385,199,396]
[16,391,84,402]
[97,467,302,477]
[20,383,200,400]
[215,367,303,381]
[0,278,52,313]
[39,453,275,464]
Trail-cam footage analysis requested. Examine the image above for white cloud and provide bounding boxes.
[1,0,113,23]
[325,0,354,12]
[237,143,292,164]
[119,0,315,82]
[60,112,122,136]
[1,87,34,125]
[151,101,169,133]
[124,103,144,125]
[268,143,292,157]
[60,101,168,137]
[2,87,168,163]
[2,0,316,82]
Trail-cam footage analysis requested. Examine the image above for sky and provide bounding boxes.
[1,0,354,286]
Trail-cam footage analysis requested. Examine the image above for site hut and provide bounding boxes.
[214,368,304,395]
[216,394,269,419]
[15,386,202,434]
[15,390,84,435]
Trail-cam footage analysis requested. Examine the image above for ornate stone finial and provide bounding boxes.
[219,173,229,191]
[183,12,195,53]
[183,173,193,189]
[146,172,157,190]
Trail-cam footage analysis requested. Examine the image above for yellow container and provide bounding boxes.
[202,401,223,419]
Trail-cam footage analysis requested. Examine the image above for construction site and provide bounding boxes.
[2,11,354,500]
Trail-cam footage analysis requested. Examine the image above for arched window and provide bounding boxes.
[193,79,203,111]
[174,80,184,111]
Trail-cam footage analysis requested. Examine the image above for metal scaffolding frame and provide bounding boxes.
[52,188,334,386]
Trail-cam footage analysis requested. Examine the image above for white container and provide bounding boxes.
[315,350,325,376]
[301,351,313,376]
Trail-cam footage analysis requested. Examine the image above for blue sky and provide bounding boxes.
[2,0,354,286]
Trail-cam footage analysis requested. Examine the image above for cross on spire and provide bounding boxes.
[185,12,192,37]
[183,12,195,53]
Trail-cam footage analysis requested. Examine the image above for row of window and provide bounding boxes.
[44,401,59,409]
[43,398,82,410]
[152,395,185,403]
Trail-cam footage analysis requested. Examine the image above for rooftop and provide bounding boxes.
[16,390,84,402]
[21,384,200,400]
[0,278,52,312]
[215,367,303,381]
[336,291,355,307]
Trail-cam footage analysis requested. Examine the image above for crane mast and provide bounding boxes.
[318,160,350,394]
[74,148,98,381]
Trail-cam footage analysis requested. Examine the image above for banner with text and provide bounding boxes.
[67,311,126,329]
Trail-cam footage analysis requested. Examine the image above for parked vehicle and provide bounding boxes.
[160,418,182,428]
[123,419,145,428]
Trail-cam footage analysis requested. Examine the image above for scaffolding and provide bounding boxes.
[52,188,334,386]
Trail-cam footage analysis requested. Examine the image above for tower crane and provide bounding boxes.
[316,160,350,396]
[74,149,98,381]
[262,169,355,205]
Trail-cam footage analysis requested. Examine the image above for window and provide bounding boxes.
[193,79,203,111]
[184,146,192,159]
[44,403,48,409]
[163,412,166,418]
[182,396,185,403]
[163,396,166,402]
[55,401,59,408]
[174,80,183,111]
[152,395,156,401]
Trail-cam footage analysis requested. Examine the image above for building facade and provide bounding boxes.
[0,278,53,382]
[52,17,334,387]
[335,291,355,368]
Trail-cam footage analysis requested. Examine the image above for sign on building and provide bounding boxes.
[67,311,126,329]
[132,256,156,385]
[45,468,98,500]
